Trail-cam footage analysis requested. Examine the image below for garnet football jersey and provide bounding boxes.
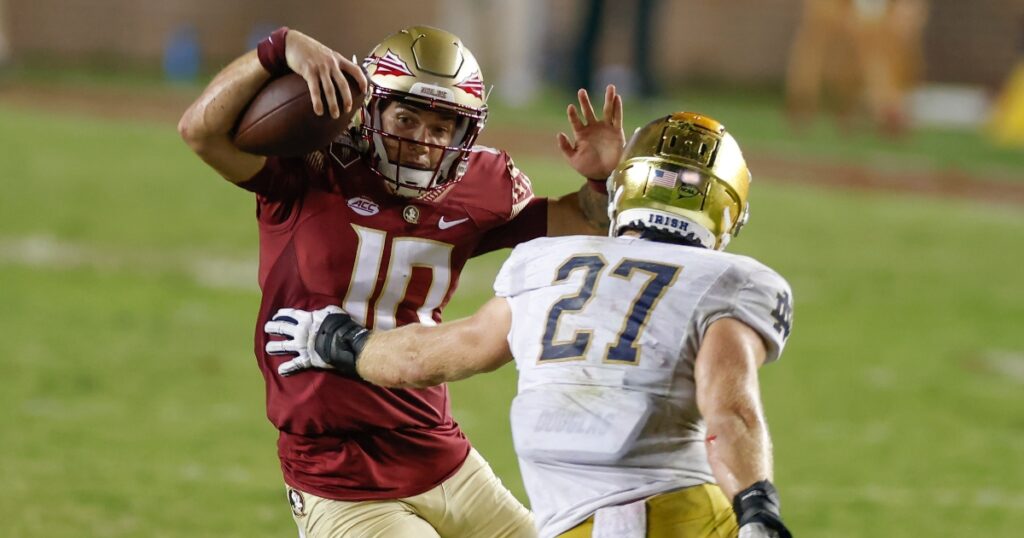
[238,139,545,501]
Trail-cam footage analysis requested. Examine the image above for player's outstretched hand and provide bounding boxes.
[557,84,625,182]
[283,30,368,119]
[265,305,343,376]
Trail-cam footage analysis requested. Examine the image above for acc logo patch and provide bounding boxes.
[287,488,306,517]
[348,197,380,216]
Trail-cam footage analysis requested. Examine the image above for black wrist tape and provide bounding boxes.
[314,313,365,377]
[733,477,778,524]
[732,480,791,537]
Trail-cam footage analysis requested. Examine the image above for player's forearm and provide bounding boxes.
[546,186,608,236]
[358,321,482,388]
[178,51,270,148]
[357,311,512,388]
[578,182,610,230]
[357,324,449,388]
[704,402,773,499]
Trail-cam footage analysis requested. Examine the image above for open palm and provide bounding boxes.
[557,85,626,180]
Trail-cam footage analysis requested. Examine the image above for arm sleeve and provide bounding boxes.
[471,151,548,255]
[699,264,794,363]
[473,197,549,255]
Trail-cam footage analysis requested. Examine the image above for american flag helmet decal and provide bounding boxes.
[650,168,679,189]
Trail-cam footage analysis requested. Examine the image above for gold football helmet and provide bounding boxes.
[361,26,488,197]
[608,112,751,250]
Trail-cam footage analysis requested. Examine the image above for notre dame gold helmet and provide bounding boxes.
[361,26,488,197]
[608,112,751,250]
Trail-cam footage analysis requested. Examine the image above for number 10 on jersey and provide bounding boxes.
[344,225,455,330]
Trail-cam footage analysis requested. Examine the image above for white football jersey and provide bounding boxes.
[493,235,793,538]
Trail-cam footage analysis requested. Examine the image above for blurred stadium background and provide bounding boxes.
[1,0,1022,536]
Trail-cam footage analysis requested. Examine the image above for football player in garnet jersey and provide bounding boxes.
[268,113,795,538]
[179,25,624,538]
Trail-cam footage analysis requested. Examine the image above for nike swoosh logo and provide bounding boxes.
[438,216,470,230]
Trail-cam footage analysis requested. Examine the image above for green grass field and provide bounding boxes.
[1,88,1023,537]
[485,85,1024,181]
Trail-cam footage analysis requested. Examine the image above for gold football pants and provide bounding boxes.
[558,483,738,538]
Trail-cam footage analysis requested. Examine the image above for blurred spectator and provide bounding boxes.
[786,0,929,136]
[573,0,660,98]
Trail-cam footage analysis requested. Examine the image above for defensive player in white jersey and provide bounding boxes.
[269,112,795,538]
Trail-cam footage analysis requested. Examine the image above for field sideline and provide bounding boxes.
[1,88,1022,537]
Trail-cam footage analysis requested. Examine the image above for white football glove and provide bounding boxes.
[264,306,343,376]
[739,523,781,538]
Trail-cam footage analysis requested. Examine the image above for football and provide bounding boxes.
[233,72,365,156]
